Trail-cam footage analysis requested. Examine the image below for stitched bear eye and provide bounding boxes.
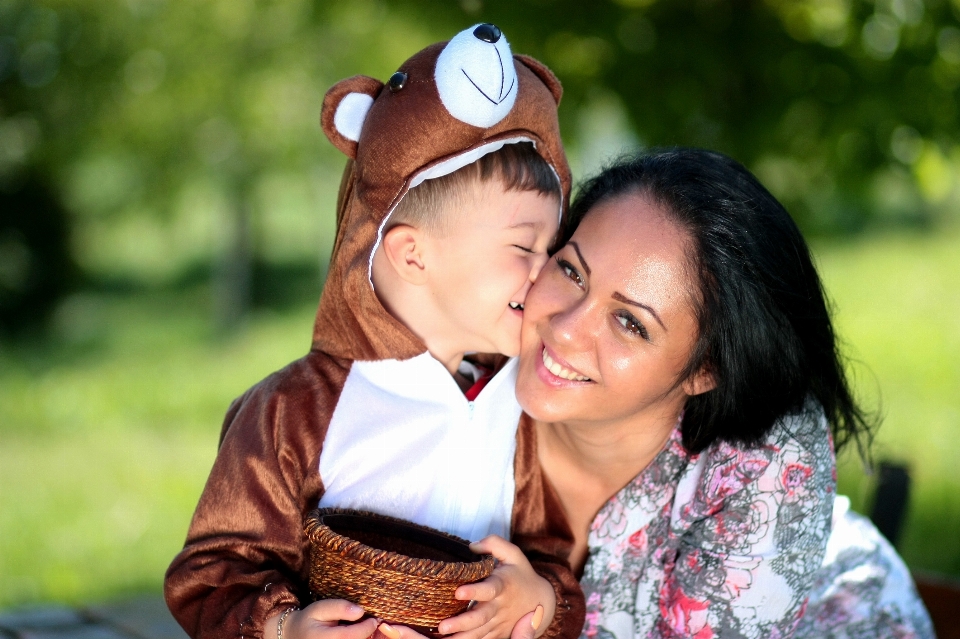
[388,71,408,93]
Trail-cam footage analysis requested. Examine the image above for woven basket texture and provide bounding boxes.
[304,509,496,629]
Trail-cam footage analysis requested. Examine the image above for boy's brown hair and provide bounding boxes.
[389,142,561,235]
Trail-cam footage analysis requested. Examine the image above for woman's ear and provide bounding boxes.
[380,224,428,285]
[682,365,716,397]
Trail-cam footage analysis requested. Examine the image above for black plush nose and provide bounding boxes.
[473,23,502,43]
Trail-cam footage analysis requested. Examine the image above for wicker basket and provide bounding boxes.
[304,508,496,631]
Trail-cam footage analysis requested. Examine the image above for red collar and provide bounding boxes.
[464,370,493,401]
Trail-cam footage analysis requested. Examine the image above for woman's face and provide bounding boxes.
[516,191,712,427]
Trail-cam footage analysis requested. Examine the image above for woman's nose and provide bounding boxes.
[549,297,595,348]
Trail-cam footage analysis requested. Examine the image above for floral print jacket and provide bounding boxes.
[579,406,935,638]
[580,407,837,639]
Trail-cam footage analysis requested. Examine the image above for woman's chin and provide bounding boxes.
[516,358,586,422]
[516,389,567,423]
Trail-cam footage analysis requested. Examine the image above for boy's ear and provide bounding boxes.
[682,364,716,397]
[321,75,385,158]
[514,54,563,105]
[380,225,428,285]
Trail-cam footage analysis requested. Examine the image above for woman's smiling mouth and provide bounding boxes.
[541,346,591,381]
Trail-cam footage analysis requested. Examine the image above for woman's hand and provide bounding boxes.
[437,535,555,639]
[265,600,379,639]
[380,611,540,639]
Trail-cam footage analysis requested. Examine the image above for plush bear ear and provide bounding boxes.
[514,54,563,105]
[321,75,385,158]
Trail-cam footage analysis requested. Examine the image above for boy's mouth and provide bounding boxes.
[509,302,524,311]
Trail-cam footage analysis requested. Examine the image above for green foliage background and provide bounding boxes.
[1,0,959,607]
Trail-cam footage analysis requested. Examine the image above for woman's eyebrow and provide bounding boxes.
[567,241,591,276]
[612,292,666,330]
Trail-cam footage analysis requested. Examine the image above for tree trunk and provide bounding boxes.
[212,187,253,332]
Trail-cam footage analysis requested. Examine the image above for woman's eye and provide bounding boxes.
[556,257,583,287]
[616,312,650,340]
[513,245,534,254]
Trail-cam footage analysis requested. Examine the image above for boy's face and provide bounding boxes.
[424,180,560,358]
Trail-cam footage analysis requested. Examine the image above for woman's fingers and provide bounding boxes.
[509,610,538,639]
[391,624,432,639]
[455,573,503,601]
[531,605,544,633]
[377,623,402,639]
[327,618,379,639]
[436,602,495,635]
[468,535,524,563]
[302,599,366,623]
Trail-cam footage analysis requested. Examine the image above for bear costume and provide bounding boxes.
[164,24,584,639]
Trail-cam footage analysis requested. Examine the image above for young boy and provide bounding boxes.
[165,24,583,639]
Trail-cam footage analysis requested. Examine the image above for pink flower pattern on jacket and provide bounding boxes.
[580,408,836,639]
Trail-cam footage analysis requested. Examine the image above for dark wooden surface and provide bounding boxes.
[0,597,187,639]
[2,578,957,639]
[915,573,960,639]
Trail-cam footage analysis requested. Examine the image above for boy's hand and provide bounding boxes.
[265,600,379,639]
[437,535,556,639]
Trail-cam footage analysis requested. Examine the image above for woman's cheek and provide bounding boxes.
[521,278,553,323]
[594,329,633,371]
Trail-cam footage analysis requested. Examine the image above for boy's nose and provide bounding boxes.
[529,252,550,283]
[473,23,502,43]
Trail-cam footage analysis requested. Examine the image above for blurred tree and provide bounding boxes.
[2,0,959,328]
[1,0,443,330]
[0,175,76,335]
[394,0,960,232]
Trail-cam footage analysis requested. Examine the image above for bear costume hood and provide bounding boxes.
[313,23,571,362]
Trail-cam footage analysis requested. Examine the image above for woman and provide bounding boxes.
[514,149,933,637]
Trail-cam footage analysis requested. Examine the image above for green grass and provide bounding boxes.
[1,230,959,607]
[817,230,960,577]
[0,290,319,607]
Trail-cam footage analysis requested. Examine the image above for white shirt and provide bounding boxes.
[318,353,520,541]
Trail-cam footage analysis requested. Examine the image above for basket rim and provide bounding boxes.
[304,508,495,580]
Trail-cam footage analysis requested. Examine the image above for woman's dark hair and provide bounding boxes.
[565,148,873,455]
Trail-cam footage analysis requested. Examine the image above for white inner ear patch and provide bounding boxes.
[435,25,518,128]
[334,92,375,142]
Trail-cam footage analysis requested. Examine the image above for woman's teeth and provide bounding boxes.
[509,302,524,310]
[542,348,590,381]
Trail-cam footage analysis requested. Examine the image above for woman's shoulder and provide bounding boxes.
[766,399,834,458]
[701,400,833,473]
[675,402,836,524]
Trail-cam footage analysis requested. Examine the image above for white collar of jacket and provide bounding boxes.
[318,353,520,541]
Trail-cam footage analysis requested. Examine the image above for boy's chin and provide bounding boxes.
[494,338,521,358]
[461,330,519,359]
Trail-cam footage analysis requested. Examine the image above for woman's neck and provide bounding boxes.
[535,409,680,574]
[545,410,679,492]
